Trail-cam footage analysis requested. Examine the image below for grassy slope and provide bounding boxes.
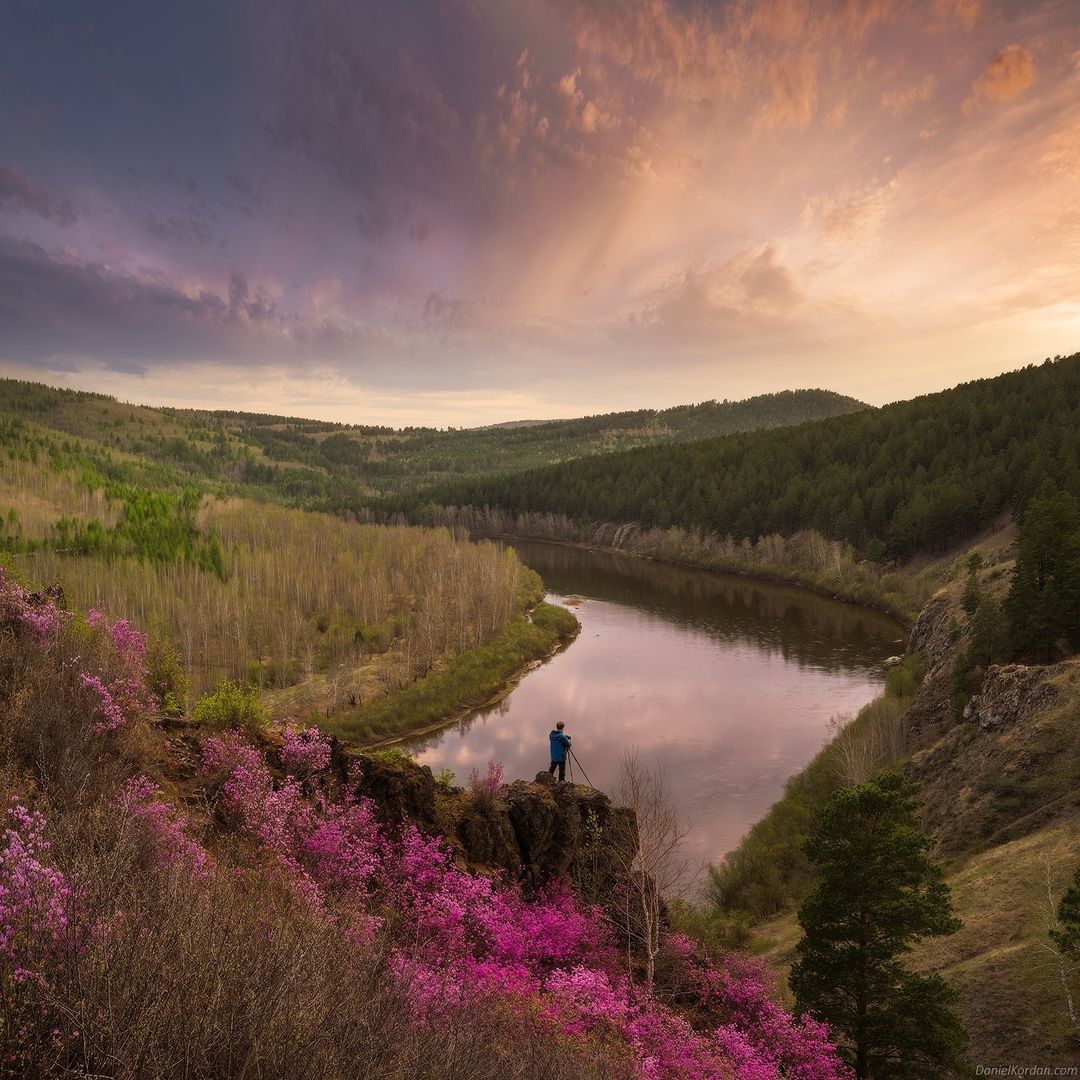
[754,816,1080,1064]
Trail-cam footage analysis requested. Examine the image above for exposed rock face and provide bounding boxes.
[348,750,440,830]
[961,663,1061,731]
[908,590,958,675]
[343,750,638,894]
[505,773,638,890]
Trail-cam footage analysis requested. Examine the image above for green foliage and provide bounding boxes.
[791,771,968,1078]
[145,636,189,717]
[950,559,1008,717]
[884,653,923,700]
[412,355,1080,560]
[322,614,576,745]
[1004,485,1080,662]
[1052,864,1080,958]
[247,658,301,690]
[516,566,545,610]
[666,898,755,951]
[193,681,267,733]
[433,767,457,793]
[530,601,579,637]
[364,747,414,767]
[352,622,394,653]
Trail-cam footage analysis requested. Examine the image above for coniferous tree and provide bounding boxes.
[791,771,968,1078]
[1053,864,1080,959]
[1004,486,1080,661]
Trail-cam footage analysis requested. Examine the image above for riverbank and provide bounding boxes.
[318,600,580,749]
[496,531,918,630]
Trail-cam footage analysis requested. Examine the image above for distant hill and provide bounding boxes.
[410,355,1080,560]
[0,380,866,504]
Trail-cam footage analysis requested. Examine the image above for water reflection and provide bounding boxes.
[405,540,904,871]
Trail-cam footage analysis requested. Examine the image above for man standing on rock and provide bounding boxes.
[548,721,571,782]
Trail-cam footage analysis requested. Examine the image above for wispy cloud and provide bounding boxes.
[0,0,1078,421]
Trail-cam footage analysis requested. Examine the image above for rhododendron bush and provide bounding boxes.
[0,570,849,1078]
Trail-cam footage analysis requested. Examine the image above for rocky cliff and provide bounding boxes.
[342,746,638,897]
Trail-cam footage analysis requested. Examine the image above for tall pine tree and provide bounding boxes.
[1004,486,1080,661]
[791,771,968,1078]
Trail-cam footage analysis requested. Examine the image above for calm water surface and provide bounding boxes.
[404,540,905,870]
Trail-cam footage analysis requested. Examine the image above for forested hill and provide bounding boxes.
[0,380,863,502]
[403,354,1080,561]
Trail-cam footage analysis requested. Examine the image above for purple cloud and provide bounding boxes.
[0,165,77,226]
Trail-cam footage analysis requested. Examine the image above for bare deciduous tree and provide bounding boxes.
[826,700,911,788]
[615,749,697,989]
[1036,858,1079,1040]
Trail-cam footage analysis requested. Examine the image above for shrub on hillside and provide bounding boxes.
[884,653,923,700]
[193,680,267,733]
[146,634,189,716]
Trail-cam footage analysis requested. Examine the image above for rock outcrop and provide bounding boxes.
[347,748,440,830]
[908,590,957,675]
[961,663,1061,730]
[343,749,638,895]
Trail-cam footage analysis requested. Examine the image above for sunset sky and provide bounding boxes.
[1,0,1078,426]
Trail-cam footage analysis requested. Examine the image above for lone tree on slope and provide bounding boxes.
[790,770,968,1078]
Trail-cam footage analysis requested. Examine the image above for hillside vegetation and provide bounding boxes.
[0,380,864,505]
[0,425,559,740]
[412,355,1080,562]
[708,516,1080,1064]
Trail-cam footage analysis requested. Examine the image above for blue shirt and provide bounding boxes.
[549,730,571,762]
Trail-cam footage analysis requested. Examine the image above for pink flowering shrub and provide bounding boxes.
[0,801,77,986]
[87,610,147,664]
[201,734,381,916]
[468,760,505,800]
[279,723,333,777]
[118,777,210,880]
[0,571,69,645]
[198,730,849,1079]
[77,609,156,734]
[78,672,128,733]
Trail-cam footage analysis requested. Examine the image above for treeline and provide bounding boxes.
[405,355,1080,561]
[412,505,931,620]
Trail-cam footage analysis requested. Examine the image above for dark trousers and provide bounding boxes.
[548,759,566,782]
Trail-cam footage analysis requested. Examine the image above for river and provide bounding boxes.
[404,539,905,872]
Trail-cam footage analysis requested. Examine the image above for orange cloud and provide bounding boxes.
[803,177,902,242]
[757,52,819,131]
[963,44,1035,114]
[881,74,937,116]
